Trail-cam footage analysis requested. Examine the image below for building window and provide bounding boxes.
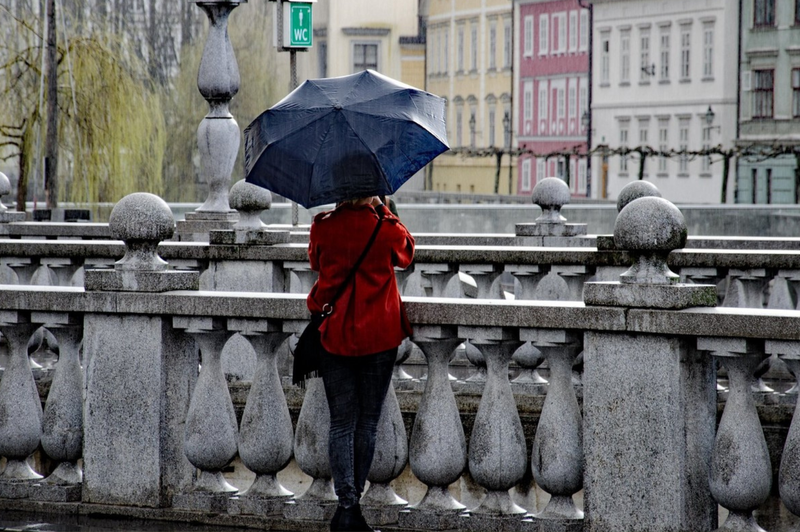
[318,41,328,78]
[620,125,629,173]
[701,125,711,173]
[579,9,589,52]
[353,43,378,72]
[470,109,476,148]
[578,159,587,194]
[489,108,496,146]
[536,157,545,182]
[638,120,649,176]
[753,69,774,118]
[503,18,512,67]
[524,15,534,57]
[796,0,800,25]
[557,87,565,120]
[659,31,669,81]
[522,158,532,191]
[538,84,548,125]
[702,25,714,78]
[557,13,567,53]
[470,24,478,72]
[680,27,690,80]
[569,11,578,52]
[489,22,497,70]
[524,80,534,122]
[539,15,549,55]
[658,120,668,173]
[442,28,450,74]
[579,85,587,126]
[679,118,689,174]
[620,31,630,83]
[600,33,610,84]
[569,84,577,122]
[457,25,464,72]
[456,107,463,147]
[754,0,775,27]
[640,30,651,81]
[793,68,800,117]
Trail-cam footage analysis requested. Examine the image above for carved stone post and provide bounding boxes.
[459,327,527,531]
[399,326,467,531]
[515,177,587,246]
[0,316,42,498]
[83,193,199,508]
[582,196,718,532]
[701,337,771,532]
[35,314,84,502]
[177,0,246,242]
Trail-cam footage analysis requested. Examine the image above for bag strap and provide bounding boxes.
[322,215,384,315]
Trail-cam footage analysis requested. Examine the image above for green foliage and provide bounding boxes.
[63,34,166,206]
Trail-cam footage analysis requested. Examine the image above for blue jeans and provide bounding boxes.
[319,347,397,507]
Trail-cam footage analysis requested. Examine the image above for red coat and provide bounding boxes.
[307,203,415,356]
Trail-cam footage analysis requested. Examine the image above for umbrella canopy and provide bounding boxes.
[243,69,449,208]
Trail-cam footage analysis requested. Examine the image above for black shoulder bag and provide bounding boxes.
[292,216,384,387]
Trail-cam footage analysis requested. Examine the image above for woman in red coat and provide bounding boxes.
[307,195,414,532]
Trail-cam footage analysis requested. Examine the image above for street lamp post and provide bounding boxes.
[503,111,512,194]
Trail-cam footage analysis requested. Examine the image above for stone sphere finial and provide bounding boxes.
[108,193,175,271]
[616,180,662,212]
[230,180,271,230]
[614,196,686,284]
[0,172,11,212]
[531,177,570,224]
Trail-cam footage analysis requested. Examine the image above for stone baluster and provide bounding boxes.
[286,376,338,521]
[2,257,33,285]
[506,264,546,301]
[773,340,800,517]
[0,258,21,285]
[582,196,718,532]
[699,337,771,532]
[767,269,800,310]
[0,316,42,495]
[35,314,83,502]
[30,259,71,286]
[394,263,415,296]
[174,320,239,512]
[208,180,290,249]
[418,263,459,298]
[459,264,503,299]
[510,342,547,389]
[534,268,575,301]
[515,177,587,246]
[399,326,467,531]
[524,329,584,522]
[361,382,409,526]
[463,340,487,385]
[459,327,527,530]
[230,320,293,516]
[284,261,318,294]
[722,269,768,309]
[176,0,245,241]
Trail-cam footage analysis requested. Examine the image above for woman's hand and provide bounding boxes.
[371,196,384,207]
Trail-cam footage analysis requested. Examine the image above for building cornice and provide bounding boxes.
[342,27,391,37]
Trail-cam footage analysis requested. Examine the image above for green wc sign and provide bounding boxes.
[282,1,313,48]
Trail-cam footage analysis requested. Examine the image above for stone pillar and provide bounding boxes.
[582,196,718,532]
[176,0,246,241]
[82,193,199,507]
[515,177,588,247]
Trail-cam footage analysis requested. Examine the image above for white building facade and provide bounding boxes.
[589,0,739,203]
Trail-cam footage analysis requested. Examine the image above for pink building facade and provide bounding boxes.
[515,0,590,196]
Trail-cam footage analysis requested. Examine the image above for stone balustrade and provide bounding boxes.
[0,193,797,532]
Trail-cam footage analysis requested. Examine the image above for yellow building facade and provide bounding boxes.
[426,0,517,194]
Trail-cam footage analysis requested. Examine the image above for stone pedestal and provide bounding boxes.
[83,314,197,507]
[172,490,234,513]
[29,483,82,502]
[283,498,338,522]
[229,494,292,516]
[176,212,239,242]
[398,506,465,530]
[209,229,289,246]
[520,515,584,532]
[0,479,34,499]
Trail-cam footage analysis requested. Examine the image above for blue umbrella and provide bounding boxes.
[243,69,449,208]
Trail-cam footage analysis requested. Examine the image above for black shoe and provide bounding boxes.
[331,503,374,532]
[329,505,344,531]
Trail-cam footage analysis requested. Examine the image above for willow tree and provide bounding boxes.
[0,3,166,214]
[162,1,288,202]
